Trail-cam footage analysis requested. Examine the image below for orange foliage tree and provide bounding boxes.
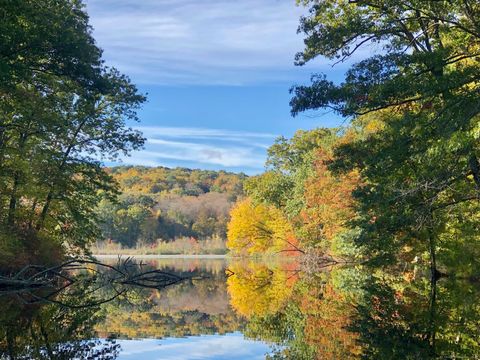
[301,147,361,252]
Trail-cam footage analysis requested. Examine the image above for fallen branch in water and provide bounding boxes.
[0,257,193,308]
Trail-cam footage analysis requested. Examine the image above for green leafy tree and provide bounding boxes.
[292,0,480,272]
[0,0,145,259]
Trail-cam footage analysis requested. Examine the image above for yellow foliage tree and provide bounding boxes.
[227,198,298,255]
[226,262,295,318]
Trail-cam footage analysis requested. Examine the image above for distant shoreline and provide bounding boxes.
[93,254,228,259]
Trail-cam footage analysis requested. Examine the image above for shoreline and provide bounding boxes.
[93,254,228,259]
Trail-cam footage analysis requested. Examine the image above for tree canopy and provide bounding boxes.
[0,0,145,263]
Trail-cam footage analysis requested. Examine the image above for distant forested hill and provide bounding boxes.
[95,166,247,248]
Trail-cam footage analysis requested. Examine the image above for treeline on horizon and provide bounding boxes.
[96,166,245,248]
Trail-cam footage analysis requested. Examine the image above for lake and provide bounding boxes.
[1,256,480,359]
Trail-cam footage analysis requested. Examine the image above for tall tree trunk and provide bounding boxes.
[36,116,89,230]
[469,155,480,189]
[428,270,437,357]
[7,132,28,227]
[427,223,438,357]
[37,191,53,230]
[7,173,19,226]
[428,228,437,281]
[7,330,16,360]
[27,198,38,229]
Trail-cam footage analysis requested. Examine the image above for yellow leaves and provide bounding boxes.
[227,128,362,256]
[227,198,270,254]
[226,262,295,318]
[226,198,297,255]
[109,166,244,196]
[353,110,389,135]
[472,115,480,140]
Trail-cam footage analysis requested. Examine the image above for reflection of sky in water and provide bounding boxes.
[115,332,271,360]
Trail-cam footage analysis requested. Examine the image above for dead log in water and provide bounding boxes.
[0,257,192,308]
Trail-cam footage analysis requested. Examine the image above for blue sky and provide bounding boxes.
[113,333,274,360]
[85,0,349,174]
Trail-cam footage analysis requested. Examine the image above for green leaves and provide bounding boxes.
[292,0,480,268]
[0,0,146,256]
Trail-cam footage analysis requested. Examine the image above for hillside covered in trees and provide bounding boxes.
[95,167,246,250]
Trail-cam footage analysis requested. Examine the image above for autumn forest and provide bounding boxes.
[1,0,480,359]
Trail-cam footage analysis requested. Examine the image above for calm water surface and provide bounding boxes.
[1,257,480,359]
[95,258,274,359]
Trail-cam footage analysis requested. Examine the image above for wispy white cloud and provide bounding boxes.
[135,126,276,139]
[85,0,326,85]
[118,126,274,171]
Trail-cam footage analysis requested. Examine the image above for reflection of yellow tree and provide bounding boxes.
[227,198,298,255]
[237,266,361,359]
[227,262,297,318]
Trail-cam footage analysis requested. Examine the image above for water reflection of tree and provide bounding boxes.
[0,299,119,359]
[240,266,359,359]
[226,262,297,318]
[352,274,480,359]
[0,258,192,359]
[0,259,188,309]
[227,263,480,359]
[97,267,244,339]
